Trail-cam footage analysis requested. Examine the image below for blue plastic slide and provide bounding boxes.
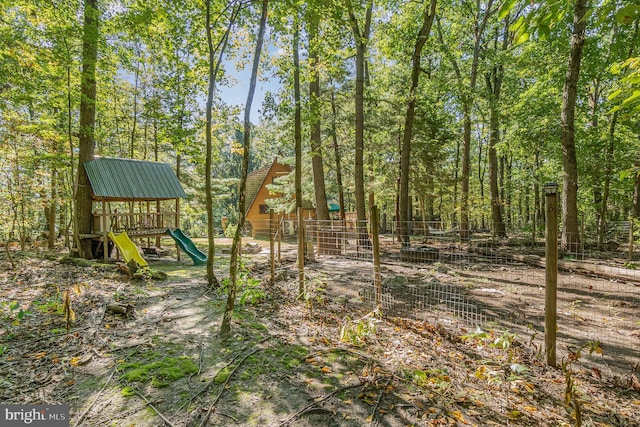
[166,228,207,265]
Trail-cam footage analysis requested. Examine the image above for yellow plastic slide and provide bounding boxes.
[108,231,148,267]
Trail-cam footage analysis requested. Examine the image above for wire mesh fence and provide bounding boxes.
[300,218,640,378]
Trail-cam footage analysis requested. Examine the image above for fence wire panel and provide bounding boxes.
[304,219,640,377]
[305,220,374,261]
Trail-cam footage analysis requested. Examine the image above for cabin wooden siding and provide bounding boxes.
[246,161,292,237]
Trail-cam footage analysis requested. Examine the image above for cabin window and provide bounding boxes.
[259,204,269,214]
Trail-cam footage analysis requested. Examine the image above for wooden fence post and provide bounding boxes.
[544,182,558,367]
[270,208,275,284]
[628,217,634,261]
[297,207,304,296]
[371,206,382,308]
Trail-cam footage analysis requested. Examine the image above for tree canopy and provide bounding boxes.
[1,0,639,249]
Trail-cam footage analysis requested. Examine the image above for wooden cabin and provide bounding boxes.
[82,157,186,260]
[245,159,315,238]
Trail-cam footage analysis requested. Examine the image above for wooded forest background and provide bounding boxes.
[1,0,639,251]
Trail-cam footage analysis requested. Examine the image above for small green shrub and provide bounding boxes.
[224,224,238,239]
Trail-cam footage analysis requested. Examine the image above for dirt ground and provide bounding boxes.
[1,239,640,427]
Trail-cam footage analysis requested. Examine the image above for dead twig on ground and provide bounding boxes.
[188,342,205,387]
[126,383,176,427]
[368,377,391,427]
[72,366,117,427]
[219,412,239,422]
[177,336,274,415]
[198,346,267,427]
[278,382,363,427]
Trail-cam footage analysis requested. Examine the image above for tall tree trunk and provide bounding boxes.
[346,0,373,246]
[205,0,238,288]
[308,9,329,220]
[330,86,346,220]
[293,19,302,211]
[75,0,99,258]
[66,63,74,249]
[221,0,268,338]
[130,56,139,159]
[560,0,588,253]
[399,0,437,246]
[599,112,618,246]
[436,4,494,239]
[486,20,508,239]
[48,169,57,249]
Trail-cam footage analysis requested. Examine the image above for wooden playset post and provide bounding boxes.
[175,198,180,262]
[544,182,558,367]
[102,198,108,262]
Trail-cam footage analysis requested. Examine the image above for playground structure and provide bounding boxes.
[82,157,186,262]
[166,228,207,265]
[108,231,148,267]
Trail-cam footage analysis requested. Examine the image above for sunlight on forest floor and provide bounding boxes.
[1,243,639,426]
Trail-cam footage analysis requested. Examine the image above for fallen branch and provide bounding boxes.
[368,377,391,427]
[278,382,363,427]
[303,345,376,364]
[72,367,117,427]
[127,384,176,427]
[198,346,265,427]
[178,336,274,414]
[106,303,135,318]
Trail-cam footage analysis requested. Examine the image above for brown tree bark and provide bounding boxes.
[75,0,99,258]
[560,0,588,253]
[485,18,509,239]
[398,0,437,246]
[221,0,268,338]
[330,86,346,220]
[308,8,329,221]
[599,112,618,247]
[205,0,240,287]
[294,18,302,211]
[346,0,373,245]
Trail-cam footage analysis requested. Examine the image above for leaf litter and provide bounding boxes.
[0,249,639,426]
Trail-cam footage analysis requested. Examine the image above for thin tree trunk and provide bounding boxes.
[330,86,346,220]
[308,8,329,221]
[346,0,373,247]
[66,63,74,249]
[486,20,508,238]
[560,0,588,253]
[221,0,268,338]
[75,0,99,258]
[399,0,437,246]
[205,0,238,288]
[130,56,140,159]
[294,18,302,211]
[292,16,305,294]
[48,170,57,249]
[599,112,618,246]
